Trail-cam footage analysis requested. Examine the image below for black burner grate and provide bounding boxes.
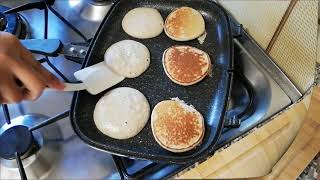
[0,6,19,35]
[0,5,28,39]
[0,0,89,179]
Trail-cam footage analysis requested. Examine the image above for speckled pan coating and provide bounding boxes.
[71,0,233,164]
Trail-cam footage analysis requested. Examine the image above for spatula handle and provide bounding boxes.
[46,83,86,92]
[63,83,86,91]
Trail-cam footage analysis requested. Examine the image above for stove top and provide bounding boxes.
[68,0,113,21]
[0,5,29,39]
[111,32,293,179]
[0,0,299,179]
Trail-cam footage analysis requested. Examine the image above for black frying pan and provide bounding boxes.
[23,0,234,164]
[71,0,233,164]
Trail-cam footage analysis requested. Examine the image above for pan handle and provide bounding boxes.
[224,72,255,128]
[20,39,63,57]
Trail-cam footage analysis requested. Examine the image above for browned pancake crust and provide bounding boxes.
[164,7,205,41]
[163,46,210,85]
[152,100,204,152]
[165,7,192,38]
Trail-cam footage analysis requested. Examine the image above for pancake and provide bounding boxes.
[151,99,205,152]
[162,45,211,86]
[164,7,205,41]
[104,40,150,78]
[94,87,150,140]
[122,8,164,39]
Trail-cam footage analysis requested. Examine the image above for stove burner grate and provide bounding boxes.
[0,1,91,180]
[0,5,30,40]
[0,6,19,34]
[0,111,69,180]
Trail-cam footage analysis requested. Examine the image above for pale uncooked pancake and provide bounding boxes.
[122,8,164,39]
[151,99,205,152]
[94,87,150,139]
[104,40,150,78]
[164,7,205,41]
[162,45,211,86]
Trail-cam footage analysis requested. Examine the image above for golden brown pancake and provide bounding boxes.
[151,99,205,152]
[162,45,211,86]
[164,7,205,41]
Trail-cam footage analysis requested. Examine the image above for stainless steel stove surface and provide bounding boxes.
[0,0,300,179]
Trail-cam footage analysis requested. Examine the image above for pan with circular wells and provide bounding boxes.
[70,0,234,164]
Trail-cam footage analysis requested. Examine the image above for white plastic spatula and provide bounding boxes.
[60,62,125,95]
[19,39,124,94]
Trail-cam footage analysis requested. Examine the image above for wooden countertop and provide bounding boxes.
[177,87,320,179]
[175,1,318,178]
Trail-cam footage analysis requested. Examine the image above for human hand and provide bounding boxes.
[0,32,65,104]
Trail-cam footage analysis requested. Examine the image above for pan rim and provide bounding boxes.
[70,0,234,164]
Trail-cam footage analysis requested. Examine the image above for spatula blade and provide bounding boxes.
[74,62,125,95]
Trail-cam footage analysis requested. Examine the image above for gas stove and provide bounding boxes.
[0,0,300,179]
[0,5,29,39]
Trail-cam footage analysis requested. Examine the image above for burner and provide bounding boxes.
[0,114,62,179]
[0,5,29,39]
[68,0,112,21]
[0,125,33,160]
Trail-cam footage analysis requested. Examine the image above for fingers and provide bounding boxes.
[10,58,46,101]
[0,76,24,103]
[0,33,62,103]
[35,63,65,90]
[19,47,65,90]
[0,95,5,104]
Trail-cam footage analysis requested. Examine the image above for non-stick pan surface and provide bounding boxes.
[71,0,233,164]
